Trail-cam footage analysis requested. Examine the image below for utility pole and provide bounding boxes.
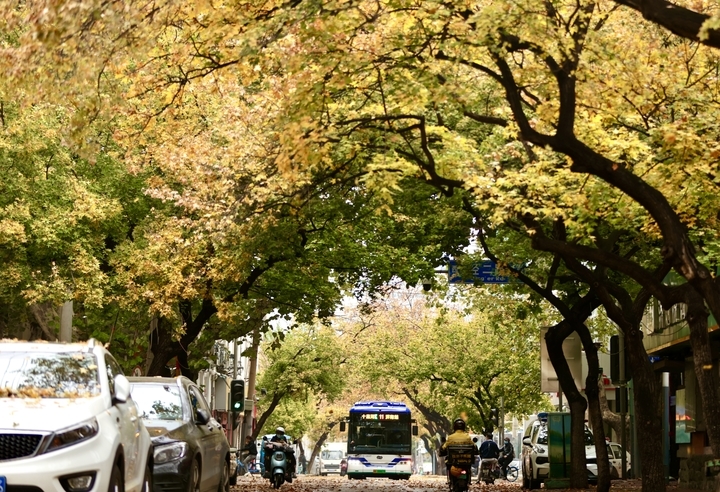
[229,338,239,448]
[59,301,73,342]
[663,372,670,483]
[243,322,261,441]
[619,332,627,480]
[499,396,505,441]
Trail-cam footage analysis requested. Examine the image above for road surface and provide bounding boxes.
[231,474,523,491]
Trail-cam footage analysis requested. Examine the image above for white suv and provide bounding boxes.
[0,339,153,492]
[521,413,595,488]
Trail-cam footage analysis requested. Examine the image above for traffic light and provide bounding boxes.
[230,379,245,412]
[490,408,499,427]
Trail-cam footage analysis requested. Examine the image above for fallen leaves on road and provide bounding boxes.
[230,475,654,492]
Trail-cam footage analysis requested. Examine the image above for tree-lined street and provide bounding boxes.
[3,0,720,491]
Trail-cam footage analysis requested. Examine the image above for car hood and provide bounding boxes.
[143,419,191,443]
[0,396,107,432]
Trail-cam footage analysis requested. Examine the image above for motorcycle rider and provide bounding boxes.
[440,418,475,453]
[264,427,297,479]
[479,433,500,458]
[479,433,501,477]
[499,436,515,477]
[439,418,477,486]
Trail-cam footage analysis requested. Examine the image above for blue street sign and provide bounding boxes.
[448,260,510,284]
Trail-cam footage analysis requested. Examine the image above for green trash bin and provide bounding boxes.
[546,412,571,489]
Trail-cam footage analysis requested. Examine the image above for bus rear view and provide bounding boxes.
[341,401,418,480]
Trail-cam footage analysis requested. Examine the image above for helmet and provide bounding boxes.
[453,418,466,431]
[276,427,285,435]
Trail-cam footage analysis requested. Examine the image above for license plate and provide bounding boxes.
[373,470,386,473]
[1,475,6,492]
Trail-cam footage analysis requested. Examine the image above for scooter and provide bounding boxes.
[478,457,499,485]
[340,459,348,477]
[264,442,294,488]
[445,444,476,492]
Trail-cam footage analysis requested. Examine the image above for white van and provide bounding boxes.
[319,442,346,475]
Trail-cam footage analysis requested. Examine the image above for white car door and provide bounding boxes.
[188,385,222,490]
[609,443,623,477]
[106,356,141,490]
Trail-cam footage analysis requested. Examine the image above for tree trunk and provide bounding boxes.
[597,377,630,451]
[254,391,284,438]
[147,298,218,377]
[686,290,720,458]
[579,326,611,492]
[147,316,180,376]
[308,430,329,474]
[546,322,589,489]
[625,323,665,492]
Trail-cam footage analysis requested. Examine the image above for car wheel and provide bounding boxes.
[229,462,237,486]
[188,459,201,492]
[529,467,542,490]
[218,460,229,492]
[142,461,153,492]
[108,463,123,492]
[526,464,539,490]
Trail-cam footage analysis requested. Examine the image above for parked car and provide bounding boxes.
[129,376,231,492]
[607,441,632,479]
[0,338,153,492]
[521,413,595,489]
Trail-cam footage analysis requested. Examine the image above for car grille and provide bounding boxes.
[324,464,339,469]
[535,457,548,465]
[155,481,184,492]
[7,486,45,492]
[0,434,44,461]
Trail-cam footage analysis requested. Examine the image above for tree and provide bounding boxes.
[612,0,720,48]
[7,3,720,490]
[253,324,346,437]
[342,284,552,433]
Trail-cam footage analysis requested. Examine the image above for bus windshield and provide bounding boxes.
[348,412,411,454]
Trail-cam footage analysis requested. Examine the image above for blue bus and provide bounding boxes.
[340,401,418,480]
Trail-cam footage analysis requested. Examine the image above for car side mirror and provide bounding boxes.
[522,437,531,446]
[412,425,418,436]
[195,408,211,425]
[340,422,346,432]
[113,374,131,403]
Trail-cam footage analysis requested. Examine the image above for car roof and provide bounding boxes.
[128,376,189,386]
[0,338,101,353]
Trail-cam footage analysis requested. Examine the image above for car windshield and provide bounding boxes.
[131,383,184,420]
[536,424,594,445]
[322,450,343,460]
[0,351,101,398]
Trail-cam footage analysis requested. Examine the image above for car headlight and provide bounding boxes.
[45,418,99,453]
[154,441,188,464]
[533,445,546,455]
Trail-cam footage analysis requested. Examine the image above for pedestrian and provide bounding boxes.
[241,436,258,474]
